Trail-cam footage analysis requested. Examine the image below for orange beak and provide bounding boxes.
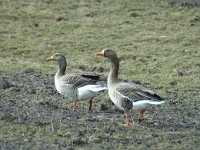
[47,55,54,61]
[95,50,104,57]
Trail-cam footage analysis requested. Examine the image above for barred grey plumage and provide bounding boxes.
[48,53,107,112]
[96,48,165,127]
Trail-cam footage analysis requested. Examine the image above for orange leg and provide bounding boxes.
[72,100,77,111]
[88,96,94,112]
[139,110,145,125]
[125,112,130,127]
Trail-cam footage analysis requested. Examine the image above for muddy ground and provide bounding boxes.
[0,68,199,149]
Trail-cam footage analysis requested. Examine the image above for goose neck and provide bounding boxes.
[108,58,119,85]
[56,61,66,77]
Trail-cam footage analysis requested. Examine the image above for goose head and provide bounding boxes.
[47,53,67,63]
[96,48,118,59]
[47,53,67,76]
[96,48,119,82]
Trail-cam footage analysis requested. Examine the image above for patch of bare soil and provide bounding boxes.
[0,68,199,149]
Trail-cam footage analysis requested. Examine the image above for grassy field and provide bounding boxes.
[1,0,200,86]
[0,0,200,149]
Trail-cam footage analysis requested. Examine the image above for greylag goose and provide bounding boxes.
[96,48,165,127]
[47,53,107,112]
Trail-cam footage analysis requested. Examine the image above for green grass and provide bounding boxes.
[0,120,199,149]
[1,0,199,87]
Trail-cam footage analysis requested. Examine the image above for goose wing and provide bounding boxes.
[115,82,164,103]
[60,75,97,88]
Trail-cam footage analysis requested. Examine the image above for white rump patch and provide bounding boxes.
[132,100,165,111]
[78,85,107,101]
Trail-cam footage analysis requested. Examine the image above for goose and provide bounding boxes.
[96,48,165,127]
[47,53,107,112]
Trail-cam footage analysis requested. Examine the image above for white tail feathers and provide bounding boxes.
[147,100,165,105]
[132,100,165,111]
[89,85,107,92]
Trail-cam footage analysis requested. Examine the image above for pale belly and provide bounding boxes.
[77,86,95,101]
[132,102,150,111]
[55,80,76,100]
[108,90,124,110]
[55,79,95,101]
